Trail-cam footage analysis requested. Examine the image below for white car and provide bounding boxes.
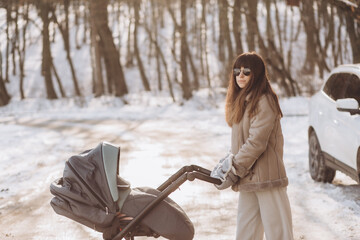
[308,64,360,183]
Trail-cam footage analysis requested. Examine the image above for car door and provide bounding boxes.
[332,74,360,170]
[319,73,345,157]
[325,73,360,169]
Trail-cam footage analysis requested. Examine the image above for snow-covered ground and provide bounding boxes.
[0,92,359,240]
[0,1,358,239]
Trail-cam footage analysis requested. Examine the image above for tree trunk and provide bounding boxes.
[125,15,134,68]
[151,0,162,91]
[18,2,29,99]
[201,0,211,88]
[64,0,81,96]
[90,11,104,97]
[134,0,151,91]
[185,41,199,90]
[144,23,176,102]
[218,0,226,61]
[233,0,243,56]
[273,0,284,55]
[39,0,57,99]
[180,0,192,100]
[11,2,16,77]
[245,0,258,51]
[82,1,88,45]
[223,0,233,62]
[218,0,233,86]
[0,75,10,106]
[300,0,317,74]
[89,0,128,97]
[74,0,81,49]
[51,1,81,96]
[5,0,11,83]
[51,61,66,97]
[345,13,360,63]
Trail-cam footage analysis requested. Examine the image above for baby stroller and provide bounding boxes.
[50,142,222,240]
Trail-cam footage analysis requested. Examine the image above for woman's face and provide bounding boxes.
[234,67,251,89]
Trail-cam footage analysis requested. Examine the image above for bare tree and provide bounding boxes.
[201,0,211,88]
[180,0,192,99]
[0,0,359,106]
[245,0,257,51]
[345,13,360,63]
[218,0,233,65]
[17,2,29,99]
[150,0,162,91]
[167,0,192,99]
[51,0,81,96]
[133,0,151,91]
[0,75,10,106]
[38,0,57,99]
[125,4,134,68]
[232,0,243,56]
[324,0,360,63]
[51,60,66,97]
[90,19,104,97]
[300,0,317,74]
[5,0,12,83]
[89,0,128,97]
[144,23,176,102]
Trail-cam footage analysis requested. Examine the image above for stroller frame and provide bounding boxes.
[50,142,222,240]
[113,164,221,240]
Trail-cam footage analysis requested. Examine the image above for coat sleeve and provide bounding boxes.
[233,96,278,178]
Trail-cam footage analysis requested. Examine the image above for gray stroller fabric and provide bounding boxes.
[50,142,195,239]
[121,187,195,240]
[50,142,130,230]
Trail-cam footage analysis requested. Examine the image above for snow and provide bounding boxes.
[0,92,359,240]
[0,2,359,239]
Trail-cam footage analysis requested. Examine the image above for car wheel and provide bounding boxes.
[308,131,335,183]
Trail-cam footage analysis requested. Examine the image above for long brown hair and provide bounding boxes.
[225,52,283,126]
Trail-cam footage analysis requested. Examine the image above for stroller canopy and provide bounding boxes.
[50,142,130,230]
[67,142,121,208]
[51,142,199,240]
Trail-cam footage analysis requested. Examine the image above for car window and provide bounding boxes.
[344,74,360,105]
[323,73,347,100]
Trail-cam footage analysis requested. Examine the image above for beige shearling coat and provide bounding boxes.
[231,94,288,192]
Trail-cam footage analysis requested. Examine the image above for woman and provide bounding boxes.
[225,52,293,240]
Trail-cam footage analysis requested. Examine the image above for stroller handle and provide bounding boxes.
[113,165,221,240]
[157,165,221,191]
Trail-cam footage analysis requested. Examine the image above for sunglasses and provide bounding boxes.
[233,68,251,77]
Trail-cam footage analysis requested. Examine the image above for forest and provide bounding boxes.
[0,0,359,106]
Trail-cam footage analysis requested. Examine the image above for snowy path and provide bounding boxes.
[0,100,359,240]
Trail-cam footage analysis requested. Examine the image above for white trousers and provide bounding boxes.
[236,187,294,240]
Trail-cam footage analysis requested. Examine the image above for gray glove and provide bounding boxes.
[211,153,239,190]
